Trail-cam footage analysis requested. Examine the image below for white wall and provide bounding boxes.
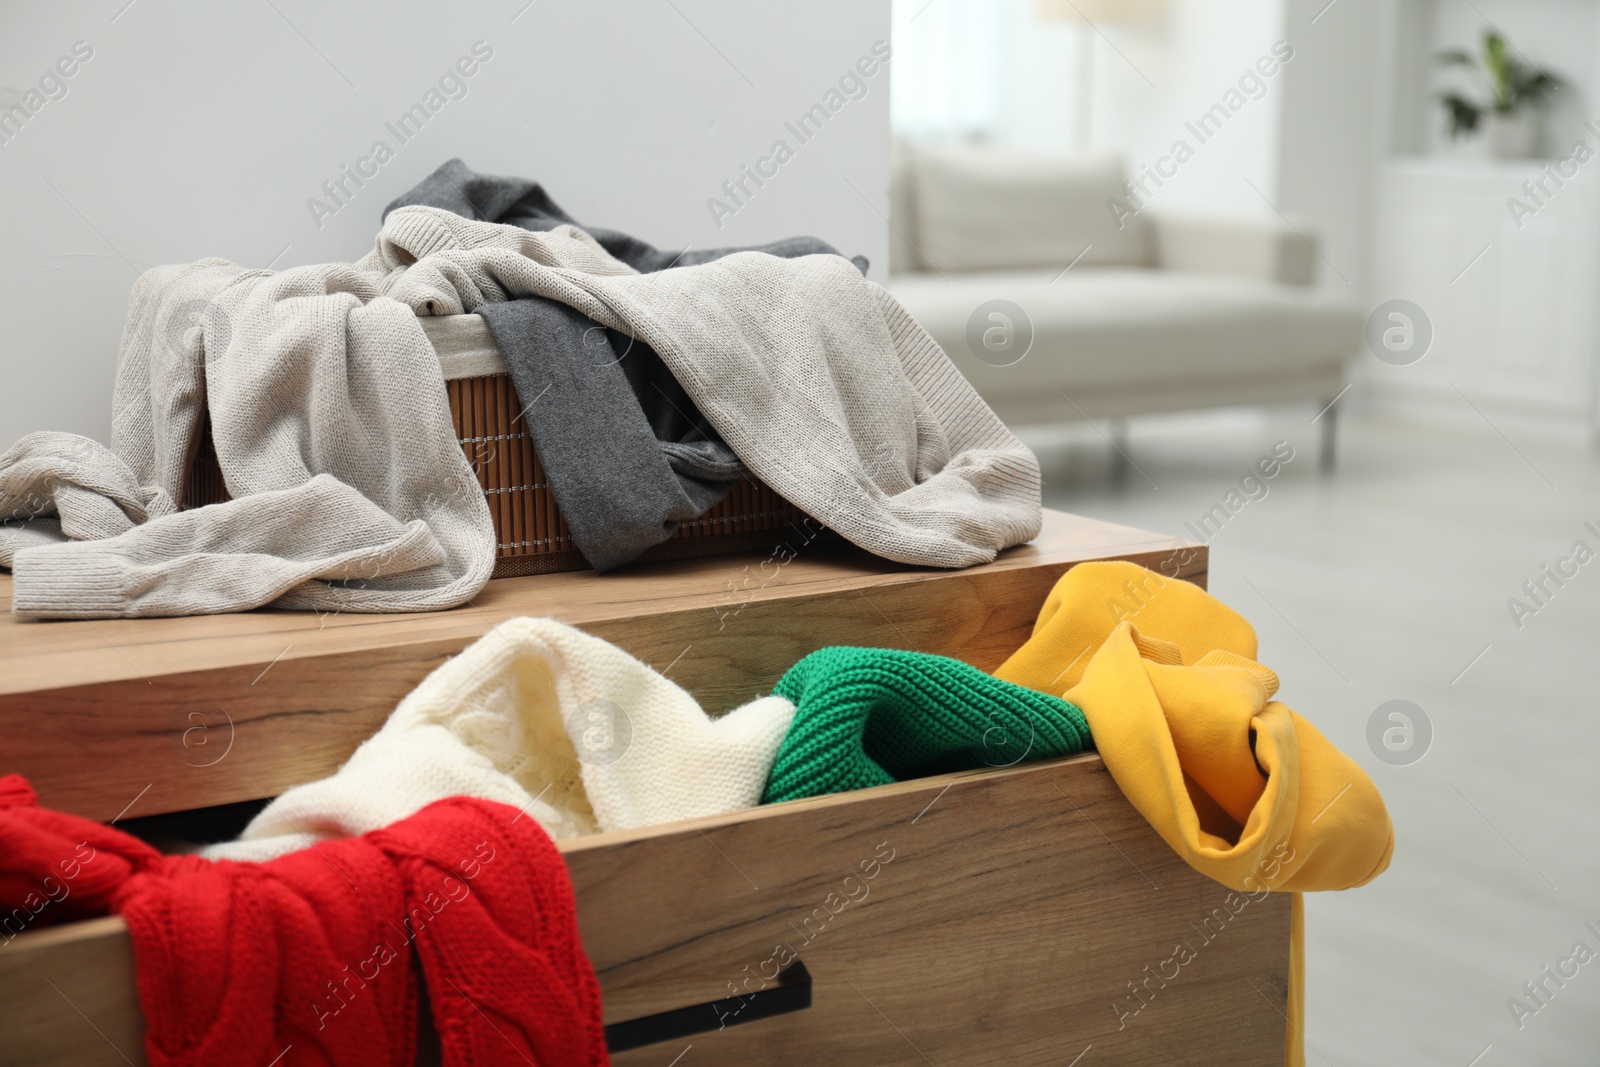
[890,0,1290,223]
[1276,0,1385,297]
[992,1,1082,149]
[0,0,892,444]
[944,0,1291,216]
[1087,0,1288,220]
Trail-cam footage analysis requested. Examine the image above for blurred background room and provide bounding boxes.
[887,1,1600,1063]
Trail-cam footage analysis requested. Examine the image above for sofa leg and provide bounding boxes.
[1109,417,1130,487]
[1319,402,1338,474]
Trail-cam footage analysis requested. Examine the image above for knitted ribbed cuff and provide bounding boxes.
[382,209,461,262]
[10,547,134,618]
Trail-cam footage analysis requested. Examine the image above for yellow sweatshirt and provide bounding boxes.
[996,561,1393,1067]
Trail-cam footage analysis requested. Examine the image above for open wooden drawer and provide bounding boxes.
[0,510,1290,1065]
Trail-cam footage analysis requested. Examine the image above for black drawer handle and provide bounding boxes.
[604,959,813,1053]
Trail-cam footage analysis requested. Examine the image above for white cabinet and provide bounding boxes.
[1368,158,1600,421]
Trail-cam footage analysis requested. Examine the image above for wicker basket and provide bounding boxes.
[183,315,825,578]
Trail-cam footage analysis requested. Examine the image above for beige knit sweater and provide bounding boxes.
[1,254,501,616]
[374,208,1042,569]
[0,210,1039,617]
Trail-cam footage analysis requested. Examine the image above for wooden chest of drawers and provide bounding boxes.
[0,511,1291,1065]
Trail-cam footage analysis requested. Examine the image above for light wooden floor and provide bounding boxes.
[1034,406,1600,1067]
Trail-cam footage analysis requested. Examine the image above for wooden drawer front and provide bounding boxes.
[0,511,1204,824]
[0,755,1290,1067]
[0,509,1260,1064]
[2,917,140,1067]
[568,755,1290,1066]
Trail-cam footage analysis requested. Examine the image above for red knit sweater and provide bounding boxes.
[0,776,608,1067]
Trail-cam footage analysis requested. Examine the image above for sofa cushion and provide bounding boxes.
[911,147,1148,272]
[888,268,1361,408]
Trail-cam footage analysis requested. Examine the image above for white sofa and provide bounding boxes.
[887,144,1364,468]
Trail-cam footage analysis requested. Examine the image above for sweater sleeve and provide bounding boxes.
[0,431,175,566]
[10,475,450,618]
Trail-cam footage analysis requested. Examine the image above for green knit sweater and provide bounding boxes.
[762,647,1092,804]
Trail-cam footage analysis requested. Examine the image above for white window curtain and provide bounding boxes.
[890,0,1006,140]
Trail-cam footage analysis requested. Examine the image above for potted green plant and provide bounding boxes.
[1436,31,1562,159]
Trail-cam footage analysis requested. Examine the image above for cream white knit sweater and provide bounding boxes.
[205,617,796,860]
[1,208,1039,616]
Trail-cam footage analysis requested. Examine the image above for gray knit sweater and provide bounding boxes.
[0,209,1041,617]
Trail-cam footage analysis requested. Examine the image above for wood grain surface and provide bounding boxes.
[0,756,1289,1067]
[0,511,1205,821]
